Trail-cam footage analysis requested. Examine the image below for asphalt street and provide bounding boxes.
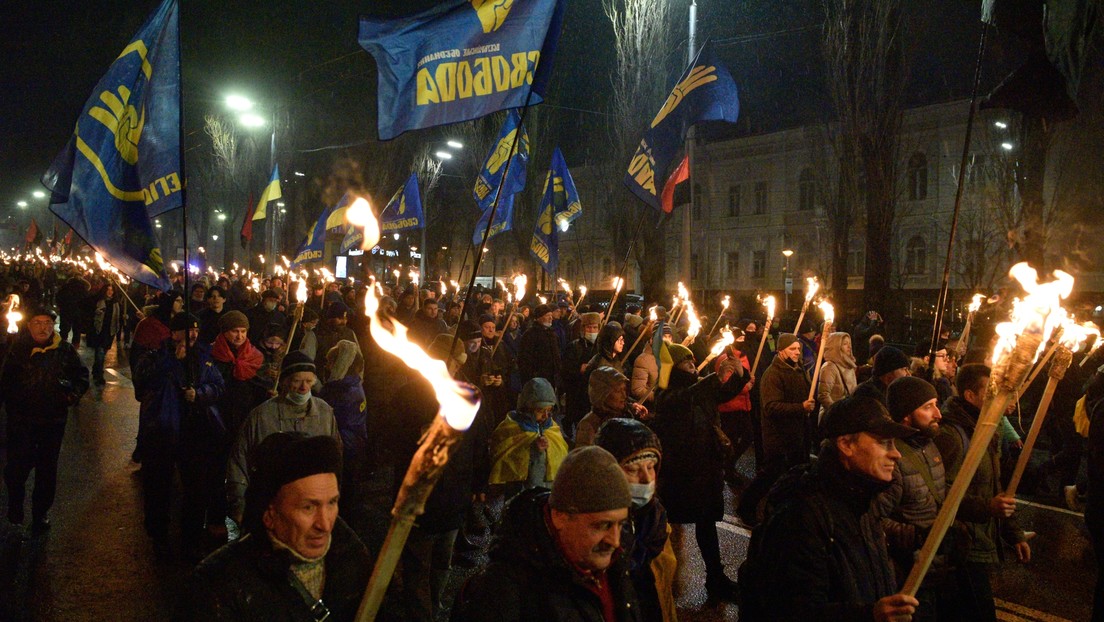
[0,343,1096,621]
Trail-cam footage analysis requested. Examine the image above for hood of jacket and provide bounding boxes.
[823,331,857,369]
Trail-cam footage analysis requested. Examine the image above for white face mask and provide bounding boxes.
[540,318,553,328]
[584,332,598,343]
[629,481,655,509]
[286,390,311,406]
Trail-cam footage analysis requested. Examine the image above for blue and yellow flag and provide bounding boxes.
[473,193,515,245]
[381,173,424,234]
[253,165,282,221]
[529,147,580,273]
[624,44,740,211]
[293,193,351,267]
[359,0,566,141]
[474,109,529,212]
[41,0,180,290]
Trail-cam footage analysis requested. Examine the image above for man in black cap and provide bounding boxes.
[516,303,561,389]
[2,305,88,532]
[738,396,920,621]
[314,301,359,369]
[246,289,288,347]
[227,351,340,526]
[133,312,225,557]
[454,445,641,621]
[178,432,372,621]
[854,346,912,405]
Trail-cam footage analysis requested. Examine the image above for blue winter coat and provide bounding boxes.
[135,340,226,447]
[319,374,368,471]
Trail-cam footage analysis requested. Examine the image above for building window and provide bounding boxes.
[727,184,741,217]
[752,250,766,279]
[907,152,928,201]
[798,168,817,211]
[754,181,768,215]
[601,256,612,276]
[692,183,704,219]
[726,251,740,284]
[691,253,700,280]
[848,247,865,276]
[905,235,927,274]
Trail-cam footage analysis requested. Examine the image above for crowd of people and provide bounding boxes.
[1,256,1102,622]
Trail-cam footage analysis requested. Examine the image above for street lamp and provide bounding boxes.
[32,190,45,199]
[226,92,278,265]
[782,249,794,311]
[16,201,27,208]
[446,140,463,149]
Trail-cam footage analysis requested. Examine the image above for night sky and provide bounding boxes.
[0,0,993,218]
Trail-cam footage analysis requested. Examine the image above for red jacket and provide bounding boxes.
[715,349,752,413]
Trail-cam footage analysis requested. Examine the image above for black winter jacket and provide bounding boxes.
[453,488,643,622]
[1,331,88,424]
[176,518,371,622]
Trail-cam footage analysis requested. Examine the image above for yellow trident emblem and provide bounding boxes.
[650,64,718,129]
[471,0,514,33]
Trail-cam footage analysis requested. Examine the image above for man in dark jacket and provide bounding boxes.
[454,446,642,622]
[2,306,89,531]
[517,303,561,389]
[562,312,602,438]
[935,364,1030,621]
[134,312,226,557]
[177,433,372,622]
[737,396,920,621]
[246,289,288,347]
[853,346,911,405]
[738,333,813,525]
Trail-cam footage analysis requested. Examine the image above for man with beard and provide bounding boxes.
[738,396,919,621]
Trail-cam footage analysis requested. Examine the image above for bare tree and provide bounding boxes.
[822,0,909,314]
[602,0,680,302]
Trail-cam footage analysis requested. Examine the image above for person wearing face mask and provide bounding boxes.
[562,312,602,440]
[516,303,562,390]
[586,321,626,375]
[651,344,750,602]
[245,290,288,348]
[595,418,677,622]
[226,352,340,528]
[133,313,226,558]
[314,302,360,371]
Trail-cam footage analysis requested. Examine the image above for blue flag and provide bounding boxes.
[381,173,424,234]
[293,193,351,267]
[529,147,580,273]
[624,44,740,211]
[474,109,529,211]
[41,0,180,290]
[360,0,565,140]
[472,193,515,245]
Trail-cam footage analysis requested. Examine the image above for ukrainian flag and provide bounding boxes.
[253,165,282,221]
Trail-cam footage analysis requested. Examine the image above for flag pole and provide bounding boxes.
[925,19,990,371]
[176,0,193,385]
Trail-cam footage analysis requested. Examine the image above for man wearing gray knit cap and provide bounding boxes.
[454,446,643,621]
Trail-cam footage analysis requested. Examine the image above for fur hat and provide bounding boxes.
[533,303,555,320]
[595,418,662,469]
[218,310,249,332]
[458,319,482,340]
[243,432,342,534]
[886,376,940,422]
[580,312,601,327]
[873,346,911,378]
[548,446,631,514]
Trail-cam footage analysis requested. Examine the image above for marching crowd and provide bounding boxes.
[1,257,1102,622]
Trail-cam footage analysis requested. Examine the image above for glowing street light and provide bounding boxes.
[446,140,463,149]
[994,121,1008,129]
[1001,142,1014,151]
[32,190,45,199]
[239,112,266,128]
[435,151,453,160]
[225,94,254,111]
[16,201,27,208]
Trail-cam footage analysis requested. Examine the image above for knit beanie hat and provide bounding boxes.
[886,376,939,422]
[302,307,320,324]
[595,418,662,469]
[667,344,694,366]
[281,351,316,376]
[623,314,645,330]
[218,310,249,332]
[588,366,628,408]
[458,319,482,339]
[776,333,798,351]
[325,340,361,380]
[325,301,349,319]
[169,312,199,332]
[873,346,911,378]
[243,432,342,534]
[549,446,632,514]
[518,377,557,411]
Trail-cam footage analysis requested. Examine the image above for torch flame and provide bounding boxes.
[439,281,446,297]
[259,255,265,264]
[649,305,658,322]
[722,295,731,309]
[364,282,480,430]
[804,277,820,302]
[579,285,587,297]
[538,295,548,305]
[281,255,290,268]
[345,197,381,250]
[558,278,571,295]
[450,280,460,292]
[969,293,984,313]
[6,294,21,334]
[613,276,624,292]
[251,278,261,293]
[295,279,308,303]
[710,325,735,357]
[763,295,777,321]
[685,302,701,339]
[677,281,689,302]
[818,300,835,326]
[512,274,528,302]
[1058,319,1099,352]
[410,271,420,287]
[993,263,1075,363]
